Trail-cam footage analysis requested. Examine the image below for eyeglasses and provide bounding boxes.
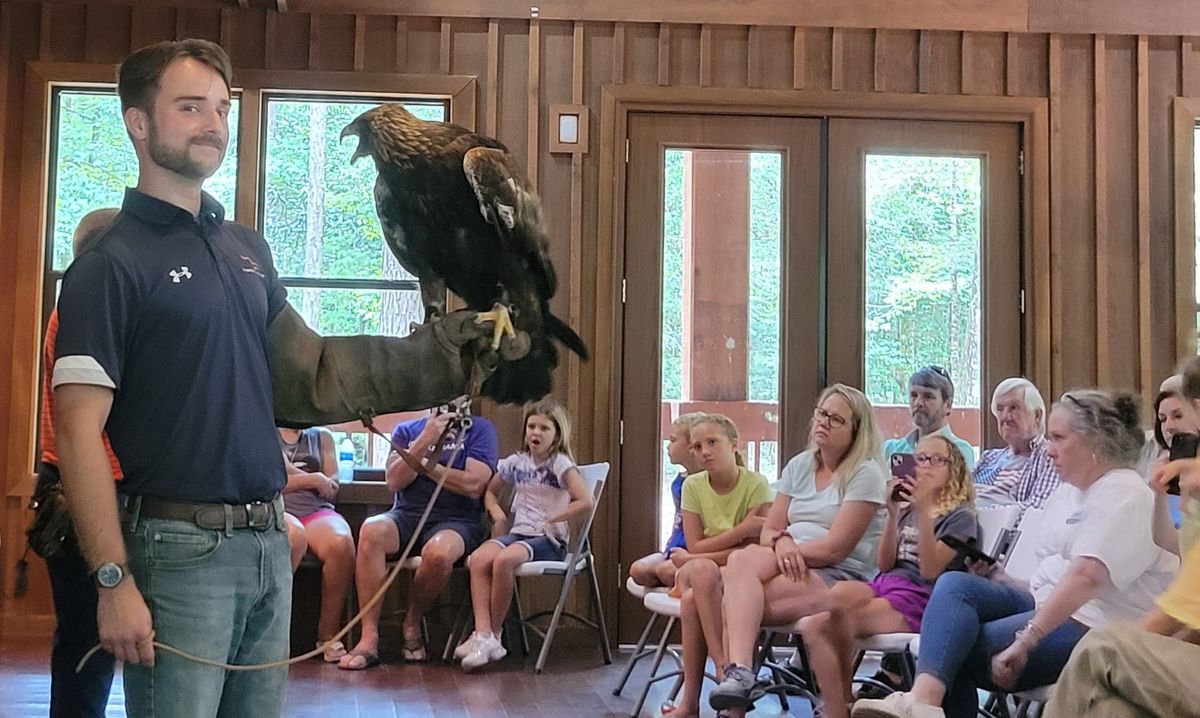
[813,407,849,429]
[914,453,952,467]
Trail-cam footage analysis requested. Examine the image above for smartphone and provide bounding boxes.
[890,453,916,501]
[1167,433,1200,495]
[940,535,997,565]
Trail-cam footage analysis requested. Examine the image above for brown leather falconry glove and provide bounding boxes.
[268,302,529,428]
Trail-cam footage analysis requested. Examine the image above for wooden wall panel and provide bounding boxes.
[709,24,748,87]
[311,13,356,70]
[130,7,177,54]
[496,20,528,161]
[753,25,794,89]
[175,6,221,42]
[1009,32,1049,96]
[874,29,919,93]
[267,12,309,69]
[360,15,397,73]
[802,27,833,90]
[449,18,489,79]
[1100,36,1141,388]
[83,5,131,64]
[403,15,440,74]
[668,23,701,86]
[962,32,1007,95]
[919,30,963,94]
[225,8,265,69]
[1148,36,1183,385]
[839,28,875,92]
[42,3,86,62]
[1056,34,1098,389]
[625,22,658,86]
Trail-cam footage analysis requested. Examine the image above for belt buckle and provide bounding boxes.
[245,502,268,529]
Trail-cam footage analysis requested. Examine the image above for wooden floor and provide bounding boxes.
[0,634,814,718]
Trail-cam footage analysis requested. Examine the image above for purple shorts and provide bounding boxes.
[868,573,933,632]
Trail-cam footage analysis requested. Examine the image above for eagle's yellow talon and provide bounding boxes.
[475,304,515,351]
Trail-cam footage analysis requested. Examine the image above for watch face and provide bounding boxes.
[96,563,124,588]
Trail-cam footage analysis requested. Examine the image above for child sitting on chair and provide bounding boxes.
[799,436,979,718]
[456,398,593,671]
[628,412,708,589]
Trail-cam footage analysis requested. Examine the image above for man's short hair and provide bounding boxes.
[117,39,233,114]
[909,365,955,403]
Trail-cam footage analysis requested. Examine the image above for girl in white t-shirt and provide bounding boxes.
[456,399,592,671]
[855,390,1179,718]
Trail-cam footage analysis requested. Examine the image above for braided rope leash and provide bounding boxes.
[76,396,476,674]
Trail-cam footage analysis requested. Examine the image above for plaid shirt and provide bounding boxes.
[974,434,1061,511]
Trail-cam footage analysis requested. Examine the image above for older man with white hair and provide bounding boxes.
[973,377,1060,511]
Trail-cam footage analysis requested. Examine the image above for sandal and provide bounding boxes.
[401,636,428,662]
[318,639,347,663]
[337,648,380,671]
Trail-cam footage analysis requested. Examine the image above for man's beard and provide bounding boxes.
[147,117,223,181]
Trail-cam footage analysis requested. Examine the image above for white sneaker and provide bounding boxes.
[461,632,507,671]
[454,631,482,660]
[852,692,945,718]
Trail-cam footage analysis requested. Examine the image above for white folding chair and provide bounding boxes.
[1002,507,1045,583]
[511,461,613,673]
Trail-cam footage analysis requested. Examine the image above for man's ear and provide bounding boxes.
[124,106,149,141]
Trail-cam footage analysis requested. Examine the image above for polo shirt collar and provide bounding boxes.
[122,187,226,228]
[904,422,958,448]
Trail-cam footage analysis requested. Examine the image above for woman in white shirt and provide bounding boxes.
[854,390,1179,718]
[704,384,888,714]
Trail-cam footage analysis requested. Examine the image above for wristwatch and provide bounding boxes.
[93,562,129,589]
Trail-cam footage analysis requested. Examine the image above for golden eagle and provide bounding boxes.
[340,104,587,404]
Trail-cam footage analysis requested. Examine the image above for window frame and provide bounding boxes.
[13,62,477,472]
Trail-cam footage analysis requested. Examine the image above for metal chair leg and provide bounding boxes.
[587,559,613,664]
[512,579,531,656]
[631,615,676,718]
[614,612,660,696]
[533,562,580,673]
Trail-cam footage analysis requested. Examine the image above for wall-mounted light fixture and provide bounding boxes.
[548,104,588,155]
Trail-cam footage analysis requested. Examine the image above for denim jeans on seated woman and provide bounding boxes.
[122,507,292,718]
[916,572,1090,718]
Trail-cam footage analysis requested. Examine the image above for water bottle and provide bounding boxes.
[338,437,355,483]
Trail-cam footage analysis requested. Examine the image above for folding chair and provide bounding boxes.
[510,461,613,673]
[611,577,673,705]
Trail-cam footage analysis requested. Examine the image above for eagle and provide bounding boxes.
[340,103,588,404]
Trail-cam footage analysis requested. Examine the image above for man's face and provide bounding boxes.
[134,57,231,181]
[909,384,950,433]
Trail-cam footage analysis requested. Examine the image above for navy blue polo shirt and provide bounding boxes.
[53,188,288,504]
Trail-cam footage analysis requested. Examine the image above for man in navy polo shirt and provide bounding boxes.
[52,39,511,718]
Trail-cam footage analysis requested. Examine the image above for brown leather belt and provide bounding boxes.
[134,494,283,531]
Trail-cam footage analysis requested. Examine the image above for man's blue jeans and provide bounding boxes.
[122,499,292,718]
[916,572,1089,718]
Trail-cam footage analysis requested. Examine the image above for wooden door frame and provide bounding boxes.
[1173,96,1200,357]
[594,85,1048,635]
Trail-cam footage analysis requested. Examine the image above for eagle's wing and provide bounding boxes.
[462,146,556,299]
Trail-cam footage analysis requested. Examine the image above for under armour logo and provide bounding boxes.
[169,266,192,283]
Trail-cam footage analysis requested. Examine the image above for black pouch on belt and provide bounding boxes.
[25,480,77,560]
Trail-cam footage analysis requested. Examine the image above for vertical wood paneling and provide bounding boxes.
[498,20,528,162]
[176,7,220,42]
[755,26,794,89]
[803,27,833,90]
[266,12,308,70]
[228,8,266,69]
[626,23,657,85]
[43,4,85,62]
[1006,33,1019,95]
[1183,36,1200,95]
[657,22,670,86]
[962,32,1007,95]
[1095,35,1110,385]
[667,23,700,86]
[486,19,500,135]
[699,24,712,86]
[839,28,875,92]
[709,25,748,87]
[219,8,232,51]
[568,20,584,432]
[39,4,51,59]
[1137,36,1152,394]
[1049,34,1064,394]
[84,5,130,64]
[404,17,440,74]
[875,29,920,93]
[1011,33,1051,97]
[527,19,540,189]
[747,25,762,88]
[307,14,320,68]
[448,18,488,78]
[919,30,963,94]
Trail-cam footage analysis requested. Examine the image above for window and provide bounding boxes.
[259,96,447,466]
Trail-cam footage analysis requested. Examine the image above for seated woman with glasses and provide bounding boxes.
[799,437,979,718]
[854,390,1179,718]
[702,385,888,715]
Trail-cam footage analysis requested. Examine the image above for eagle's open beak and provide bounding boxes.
[340,123,366,165]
